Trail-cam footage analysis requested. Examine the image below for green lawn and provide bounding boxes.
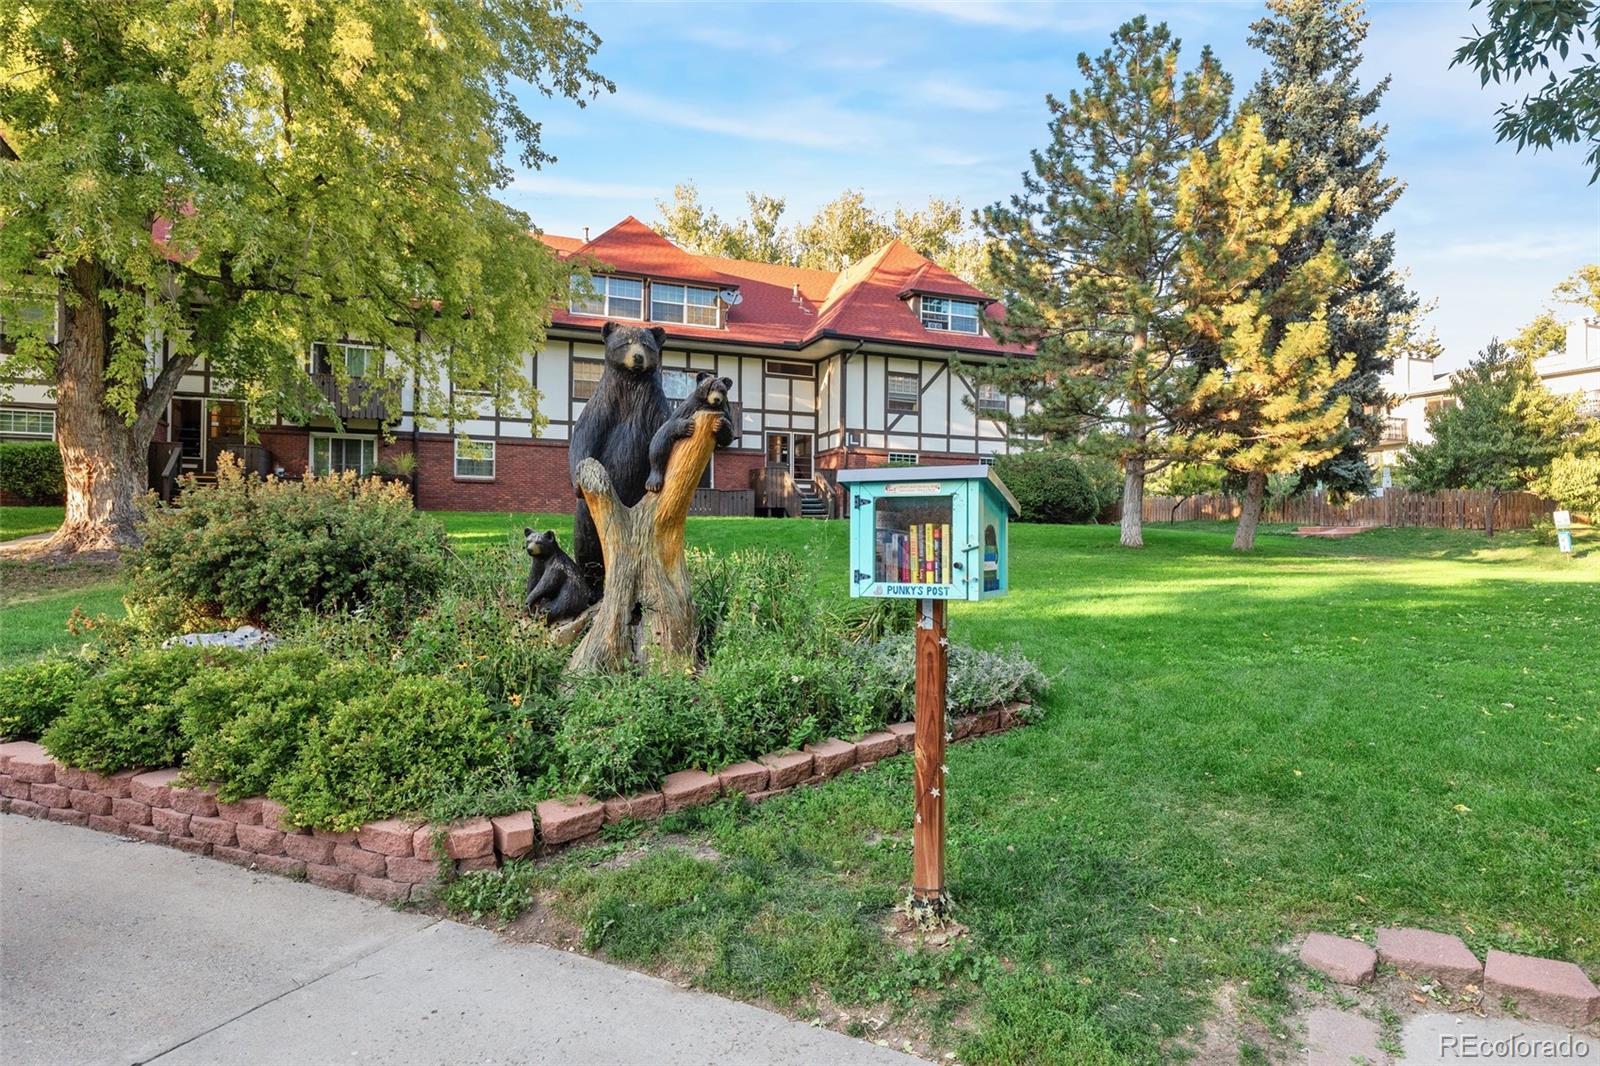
[2,509,1596,1063]
[0,504,68,541]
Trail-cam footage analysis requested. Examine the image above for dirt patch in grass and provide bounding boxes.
[0,557,121,606]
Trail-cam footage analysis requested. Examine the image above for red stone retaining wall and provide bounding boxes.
[0,703,1030,902]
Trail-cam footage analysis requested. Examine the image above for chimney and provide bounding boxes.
[583,226,590,242]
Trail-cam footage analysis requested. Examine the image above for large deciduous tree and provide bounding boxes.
[1246,0,1414,499]
[0,0,611,554]
[979,17,1232,548]
[652,183,993,288]
[1509,265,1600,359]
[1400,341,1578,536]
[1175,114,1353,552]
[1453,0,1600,182]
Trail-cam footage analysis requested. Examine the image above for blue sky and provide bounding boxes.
[503,0,1599,371]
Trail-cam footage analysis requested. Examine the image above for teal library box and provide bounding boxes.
[837,465,1020,601]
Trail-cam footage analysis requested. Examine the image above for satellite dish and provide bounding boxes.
[719,289,743,306]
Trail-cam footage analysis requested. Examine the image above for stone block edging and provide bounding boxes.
[1299,927,1598,1028]
[0,701,1032,903]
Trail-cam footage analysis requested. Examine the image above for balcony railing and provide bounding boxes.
[311,373,390,420]
[1379,417,1408,446]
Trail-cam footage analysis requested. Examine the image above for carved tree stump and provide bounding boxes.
[568,410,725,673]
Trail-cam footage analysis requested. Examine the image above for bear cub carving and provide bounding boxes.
[523,528,597,623]
[645,372,735,493]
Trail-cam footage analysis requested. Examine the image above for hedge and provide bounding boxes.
[0,441,65,502]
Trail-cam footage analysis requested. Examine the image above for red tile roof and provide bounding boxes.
[541,217,1023,356]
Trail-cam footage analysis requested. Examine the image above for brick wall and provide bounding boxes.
[413,435,573,514]
[713,450,765,493]
[255,427,312,477]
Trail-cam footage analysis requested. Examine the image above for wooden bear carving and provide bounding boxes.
[523,528,597,623]
[568,323,670,589]
[645,372,734,494]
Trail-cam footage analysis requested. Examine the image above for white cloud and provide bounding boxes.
[504,174,664,201]
[914,77,1014,113]
[878,0,1118,33]
[677,25,795,56]
[605,89,896,150]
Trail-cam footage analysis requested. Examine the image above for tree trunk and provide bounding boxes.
[31,261,190,557]
[1484,488,1500,538]
[1120,458,1145,547]
[1121,326,1148,549]
[1233,471,1267,551]
[568,410,725,674]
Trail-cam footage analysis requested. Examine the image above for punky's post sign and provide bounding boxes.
[838,464,1019,919]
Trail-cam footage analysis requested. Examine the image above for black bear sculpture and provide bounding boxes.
[523,528,596,623]
[568,322,670,589]
[645,372,734,494]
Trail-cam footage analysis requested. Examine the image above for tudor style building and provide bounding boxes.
[1,216,1031,514]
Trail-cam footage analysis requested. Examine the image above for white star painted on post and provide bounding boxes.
[929,787,940,797]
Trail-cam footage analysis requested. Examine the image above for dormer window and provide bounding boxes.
[920,296,981,334]
[651,283,720,328]
[570,275,643,319]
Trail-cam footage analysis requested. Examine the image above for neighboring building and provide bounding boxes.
[0,217,1031,513]
[1369,316,1600,485]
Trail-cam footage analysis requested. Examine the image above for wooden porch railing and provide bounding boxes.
[749,464,800,517]
[311,373,389,420]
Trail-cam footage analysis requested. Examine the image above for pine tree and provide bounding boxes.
[1246,0,1415,498]
[979,17,1232,548]
[1400,342,1580,536]
[1175,114,1353,551]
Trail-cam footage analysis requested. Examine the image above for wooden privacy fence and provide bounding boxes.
[1140,489,1556,530]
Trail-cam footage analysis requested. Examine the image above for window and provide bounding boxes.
[0,408,55,438]
[976,383,1007,414]
[310,435,375,476]
[651,283,720,327]
[570,275,643,319]
[1424,396,1456,416]
[0,299,58,347]
[978,455,997,467]
[887,371,920,414]
[312,342,375,378]
[920,296,981,334]
[765,360,815,380]
[454,437,496,479]
[887,451,919,466]
[572,359,605,401]
[662,368,697,401]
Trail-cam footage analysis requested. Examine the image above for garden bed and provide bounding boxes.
[0,703,1031,902]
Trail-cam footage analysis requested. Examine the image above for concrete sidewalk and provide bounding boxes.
[1,815,925,1066]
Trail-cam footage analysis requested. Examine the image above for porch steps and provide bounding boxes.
[798,484,829,519]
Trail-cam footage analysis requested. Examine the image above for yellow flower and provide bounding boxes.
[509,693,523,707]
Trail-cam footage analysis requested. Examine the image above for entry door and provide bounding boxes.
[765,432,814,481]
[765,432,790,471]
[793,434,813,481]
[172,398,204,472]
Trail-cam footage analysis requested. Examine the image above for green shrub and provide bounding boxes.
[846,635,1049,717]
[395,586,571,705]
[41,647,244,772]
[0,440,65,502]
[705,639,884,755]
[271,675,512,831]
[1075,454,1124,518]
[990,450,1100,523]
[691,547,820,658]
[553,672,725,798]
[0,655,93,739]
[177,647,388,802]
[124,455,450,635]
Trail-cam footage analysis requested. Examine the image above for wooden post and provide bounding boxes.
[912,596,949,917]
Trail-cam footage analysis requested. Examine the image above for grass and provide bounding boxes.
[0,505,68,540]
[3,505,1597,1064]
[437,515,1600,1064]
